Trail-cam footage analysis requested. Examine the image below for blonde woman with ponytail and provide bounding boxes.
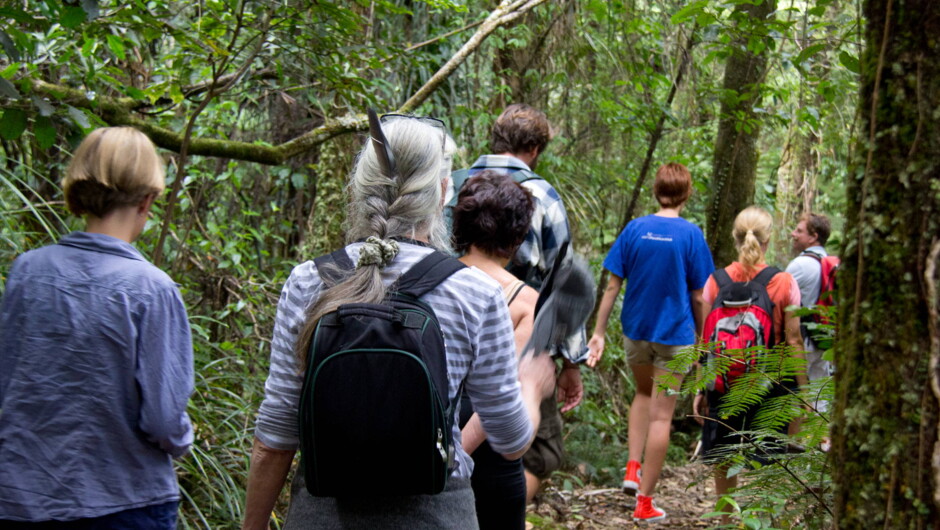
[692,206,807,515]
[243,113,555,530]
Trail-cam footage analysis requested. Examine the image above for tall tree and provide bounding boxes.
[774,127,818,257]
[831,0,940,527]
[705,0,776,264]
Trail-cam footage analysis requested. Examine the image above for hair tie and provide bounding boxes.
[357,236,400,268]
[746,229,754,237]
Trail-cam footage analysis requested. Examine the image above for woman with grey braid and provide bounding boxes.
[242,113,556,530]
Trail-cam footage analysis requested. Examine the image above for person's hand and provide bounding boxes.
[517,352,556,401]
[692,393,708,426]
[586,333,605,368]
[556,365,583,412]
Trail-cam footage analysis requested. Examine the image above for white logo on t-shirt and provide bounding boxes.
[641,232,673,242]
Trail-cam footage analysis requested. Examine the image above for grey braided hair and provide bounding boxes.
[295,116,456,366]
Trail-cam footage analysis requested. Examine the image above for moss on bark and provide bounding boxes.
[705,0,776,265]
[831,0,940,527]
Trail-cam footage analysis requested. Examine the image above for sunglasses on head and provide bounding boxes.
[367,109,447,180]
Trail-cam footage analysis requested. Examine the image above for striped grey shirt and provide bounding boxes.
[254,242,533,478]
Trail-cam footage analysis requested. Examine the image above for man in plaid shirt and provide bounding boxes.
[458,107,569,291]
[450,104,585,505]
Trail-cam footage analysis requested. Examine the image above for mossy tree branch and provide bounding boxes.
[30,0,550,166]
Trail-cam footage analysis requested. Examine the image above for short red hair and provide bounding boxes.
[653,163,692,208]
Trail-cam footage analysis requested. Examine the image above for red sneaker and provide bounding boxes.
[633,494,666,522]
[622,459,641,495]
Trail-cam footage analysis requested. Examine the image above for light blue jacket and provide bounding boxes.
[0,232,193,522]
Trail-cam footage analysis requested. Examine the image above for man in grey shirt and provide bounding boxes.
[785,212,833,383]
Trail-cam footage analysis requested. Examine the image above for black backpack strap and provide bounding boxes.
[396,251,466,298]
[314,249,355,287]
[451,167,538,196]
[712,268,733,290]
[751,266,781,288]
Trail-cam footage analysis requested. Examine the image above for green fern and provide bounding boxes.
[667,330,835,528]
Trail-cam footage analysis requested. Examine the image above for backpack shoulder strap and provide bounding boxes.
[751,266,781,288]
[800,249,824,261]
[712,268,733,290]
[314,249,355,287]
[396,251,467,298]
[510,168,540,184]
[450,168,471,195]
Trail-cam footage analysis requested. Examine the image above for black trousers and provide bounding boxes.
[459,394,526,530]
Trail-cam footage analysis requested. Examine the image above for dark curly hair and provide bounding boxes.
[452,170,534,259]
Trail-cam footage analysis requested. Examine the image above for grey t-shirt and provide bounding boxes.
[785,245,828,307]
[254,242,533,478]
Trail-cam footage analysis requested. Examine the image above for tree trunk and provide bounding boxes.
[705,0,776,265]
[831,0,940,527]
[774,7,826,260]
[774,126,818,259]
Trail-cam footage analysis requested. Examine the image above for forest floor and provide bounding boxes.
[527,461,718,529]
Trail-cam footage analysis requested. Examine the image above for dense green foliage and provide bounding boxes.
[1,1,864,527]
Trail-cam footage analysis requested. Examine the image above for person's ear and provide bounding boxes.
[137,193,158,217]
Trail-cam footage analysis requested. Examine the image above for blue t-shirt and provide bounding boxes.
[603,215,714,345]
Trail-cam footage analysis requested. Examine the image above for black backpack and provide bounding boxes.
[298,248,466,497]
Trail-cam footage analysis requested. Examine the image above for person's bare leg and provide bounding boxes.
[524,469,540,503]
[628,363,654,463]
[637,366,682,496]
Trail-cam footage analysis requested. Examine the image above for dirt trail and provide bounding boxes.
[528,462,718,529]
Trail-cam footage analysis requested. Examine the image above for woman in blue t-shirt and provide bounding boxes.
[586,163,714,523]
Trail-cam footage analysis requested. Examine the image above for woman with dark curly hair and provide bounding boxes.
[453,170,541,529]
[454,170,538,355]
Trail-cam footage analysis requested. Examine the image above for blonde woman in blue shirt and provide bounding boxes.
[0,127,194,528]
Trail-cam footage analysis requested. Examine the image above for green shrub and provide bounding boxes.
[667,331,834,528]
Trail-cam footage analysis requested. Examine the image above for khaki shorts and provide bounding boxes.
[624,337,692,372]
[522,396,564,479]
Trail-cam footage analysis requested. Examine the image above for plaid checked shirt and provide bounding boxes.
[463,155,587,362]
[466,155,571,290]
